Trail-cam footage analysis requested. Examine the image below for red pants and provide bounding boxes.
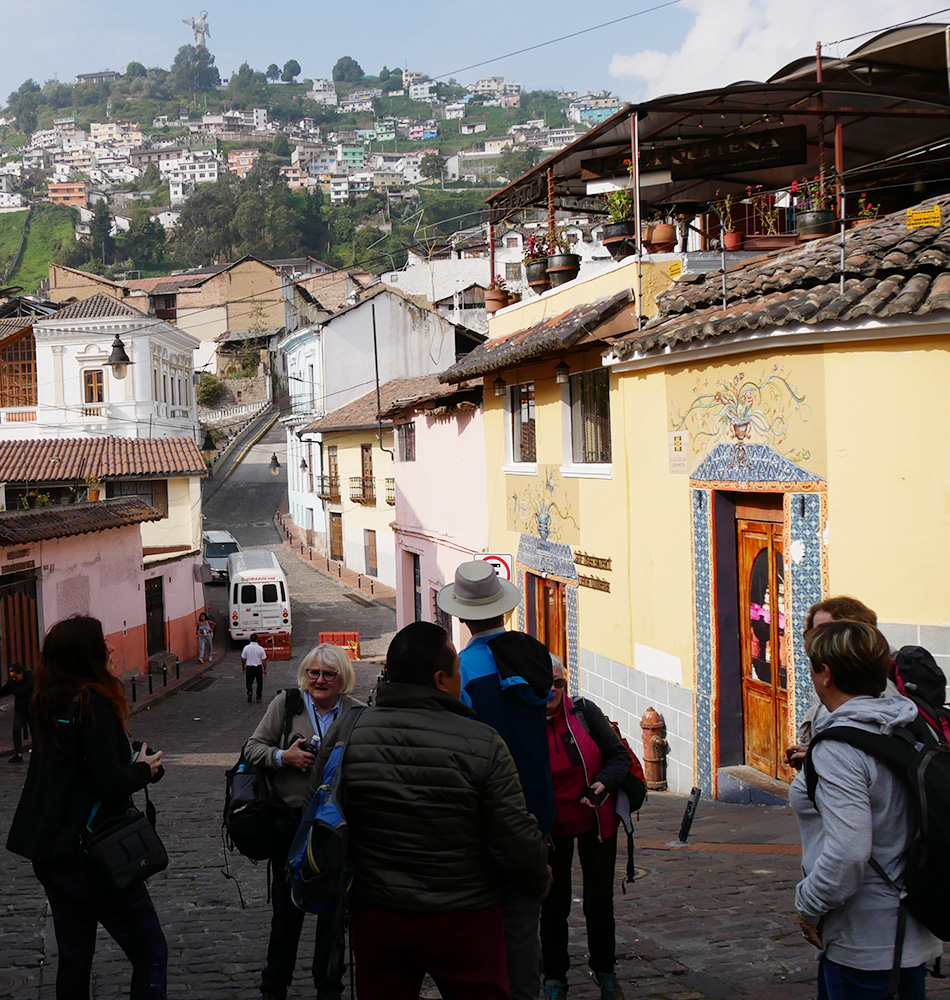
[351,904,510,1000]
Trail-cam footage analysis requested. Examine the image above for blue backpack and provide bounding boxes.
[286,704,365,915]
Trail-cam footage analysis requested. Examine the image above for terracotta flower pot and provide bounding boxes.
[524,258,550,294]
[546,253,581,287]
[722,231,743,251]
[643,222,676,253]
[87,487,101,502]
[484,288,509,314]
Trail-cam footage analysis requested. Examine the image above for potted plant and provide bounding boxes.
[523,232,551,293]
[601,189,638,260]
[84,473,102,502]
[642,211,676,253]
[792,176,836,239]
[545,225,581,286]
[851,193,879,228]
[715,193,742,251]
[20,490,54,509]
[485,275,509,315]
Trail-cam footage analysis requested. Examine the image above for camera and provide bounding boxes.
[299,737,320,756]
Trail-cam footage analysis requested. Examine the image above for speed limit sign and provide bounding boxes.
[476,553,513,582]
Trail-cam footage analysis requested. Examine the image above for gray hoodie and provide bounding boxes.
[790,694,942,969]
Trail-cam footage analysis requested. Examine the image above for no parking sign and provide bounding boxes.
[476,552,513,582]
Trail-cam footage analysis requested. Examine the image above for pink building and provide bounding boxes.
[381,375,486,647]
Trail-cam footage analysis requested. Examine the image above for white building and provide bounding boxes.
[309,80,339,106]
[409,80,437,102]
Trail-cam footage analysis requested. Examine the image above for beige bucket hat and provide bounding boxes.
[437,561,521,620]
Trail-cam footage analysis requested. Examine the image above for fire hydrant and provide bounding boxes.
[640,707,668,791]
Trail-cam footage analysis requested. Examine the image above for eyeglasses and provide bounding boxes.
[552,678,567,690]
[306,670,340,681]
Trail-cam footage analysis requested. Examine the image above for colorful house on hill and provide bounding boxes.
[440,198,950,801]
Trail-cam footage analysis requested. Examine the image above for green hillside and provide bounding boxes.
[0,209,29,278]
[4,204,76,292]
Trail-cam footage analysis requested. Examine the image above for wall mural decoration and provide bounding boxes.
[671,364,812,471]
[506,465,579,543]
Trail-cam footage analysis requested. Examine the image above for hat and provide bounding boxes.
[437,561,521,621]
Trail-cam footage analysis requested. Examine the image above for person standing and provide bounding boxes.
[438,562,555,1000]
[307,621,551,1000]
[6,616,168,999]
[196,613,214,664]
[245,644,363,1000]
[0,661,34,763]
[242,634,267,704]
[541,655,630,1000]
[791,620,942,999]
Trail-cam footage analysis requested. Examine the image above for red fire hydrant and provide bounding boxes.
[640,707,668,791]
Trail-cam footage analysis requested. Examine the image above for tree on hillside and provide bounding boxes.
[228,62,268,106]
[123,206,166,269]
[271,132,290,157]
[266,64,280,81]
[332,56,364,83]
[7,79,41,133]
[171,45,220,94]
[419,152,446,183]
[297,189,329,256]
[125,61,147,78]
[378,66,390,81]
[173,175,241,265]
[89,200,115,265]
[281,60,301,83]
[499,144,542,182]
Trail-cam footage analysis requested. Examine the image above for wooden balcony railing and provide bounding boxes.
[349,476,376,504]
[314,475,340,501]
[385,478,395,505]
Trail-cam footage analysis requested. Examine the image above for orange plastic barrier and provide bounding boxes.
[260,632,293,660]
[319,631,360,660]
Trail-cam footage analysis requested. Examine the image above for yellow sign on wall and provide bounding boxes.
[907,205,942,229]
[668,260,683,279]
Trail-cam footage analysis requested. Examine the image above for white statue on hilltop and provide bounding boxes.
[182,10,210,47]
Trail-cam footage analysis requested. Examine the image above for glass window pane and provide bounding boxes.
[261,583,279,602]
[570,370,611,463]
[240,584,257,603]
[510,382,536,463]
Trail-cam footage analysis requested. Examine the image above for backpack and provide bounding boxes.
[223,688,304,861]
[894,646,950,745]
[805,725,950,985]
[573,700,647,886]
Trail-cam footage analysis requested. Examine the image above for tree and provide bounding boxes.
[332,56,364,83]
[171,45,220,94]
[7,78,41,133]
[88,200,115,265]
[123,206,166,269]
[196,374,225,408]
[271,131,290,157]
[499,144,543,182]
[227,62,268,106]
[281,59,302,83]
[125,61,147,79]
[378,66,390,82]
[297,189,328,256]
[266,64,280,81]
[419,152,446,183]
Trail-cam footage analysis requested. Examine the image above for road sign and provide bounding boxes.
[476,553,513,581]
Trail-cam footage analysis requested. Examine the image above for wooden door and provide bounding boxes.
[361,444,374,500]
[329,512,343,562]
[145,576,166,655]
[525,573,566,663]
[0,573,39,674]
[326,445,339,499]
[738,520,791,780]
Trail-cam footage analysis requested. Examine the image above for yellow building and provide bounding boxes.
[441,199,950,800]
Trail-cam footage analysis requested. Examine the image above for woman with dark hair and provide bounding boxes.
[6,615,168,999]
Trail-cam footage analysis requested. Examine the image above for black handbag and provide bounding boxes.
[83,786,168,893]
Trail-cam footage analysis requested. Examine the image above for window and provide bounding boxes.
[433,589,452,633]
[240,584,257,604]
[83,369,104,404]
[0,332,37,408]
[106,479,169,516]
[261,583,279,603]
[510,382,536,464]
[505,236,519,248]
[569,369,611,464]
[397,422,416,462]
[505,261,523,283]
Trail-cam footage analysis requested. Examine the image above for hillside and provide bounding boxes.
[1,204,76,292]
[0,209,28,278]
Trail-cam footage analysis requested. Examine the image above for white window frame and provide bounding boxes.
[503,380,537,476]
[559,368,612,479]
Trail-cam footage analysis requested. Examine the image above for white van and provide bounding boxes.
[202,530,241,583]
[227,550,291,642]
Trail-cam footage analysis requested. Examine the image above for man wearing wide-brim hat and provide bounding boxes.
[438,560,555,1000]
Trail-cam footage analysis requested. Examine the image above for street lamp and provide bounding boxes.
[299,457,308,472]
[104,334,134,380]
[200,428,216,465]
[269,453,281,476]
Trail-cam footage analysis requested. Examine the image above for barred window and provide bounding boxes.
[510,382,536,463]
[505,261,523,283]
[106,479,169,517]
[570,369,611,464]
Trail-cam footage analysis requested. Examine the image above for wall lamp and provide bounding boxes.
[555,360,571,384]
[299,457,309,472]
[269,453,281,476]
[493,376,506,397]
[105,334,134,379]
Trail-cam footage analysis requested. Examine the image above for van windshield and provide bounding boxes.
[206,542,240,558]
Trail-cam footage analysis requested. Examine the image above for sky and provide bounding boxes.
[4,0,949,108]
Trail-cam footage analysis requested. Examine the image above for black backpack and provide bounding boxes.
[805,726,950,990]
[223,688,303,860]
[894,646,950,745]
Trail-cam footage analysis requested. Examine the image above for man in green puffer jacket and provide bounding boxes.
[306,621,551,1000]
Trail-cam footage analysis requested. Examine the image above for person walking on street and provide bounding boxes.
[542,655,630,1000]
[242,634,267,704]
[0,661,34,763]
[438,561,555,1000]
[196,613,214,664]
[791,620,942,999]
[306,621,551,1000]
[6,616,168,999]
[245,644,363,1000]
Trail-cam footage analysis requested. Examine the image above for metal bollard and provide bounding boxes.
[357,574,362,589]
[131,675,137,703]
[175,656,180,680]
[148,672,153,695]
[370,581,374,594]
[162,665,168,688]
[337,564,342,577]
[678,786,702,844]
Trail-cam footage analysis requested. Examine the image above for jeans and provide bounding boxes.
[246,664,263,700]
[197,634,213,660]
[541,828,618,980]
[33,857,167,999]
[502,884,542,1000]
[818,956,927,1000]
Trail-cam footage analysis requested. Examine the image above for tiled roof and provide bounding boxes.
[378,377,482,418]
[0,437,207,482]
[613,196,950,358]
[300,375,451,434]
[440,289,634,381]
[124,275,207,294]
[51,294,144,320]
[0,318,31,342]
[0,498,163,545]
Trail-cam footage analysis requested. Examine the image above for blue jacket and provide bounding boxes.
[460,631,556,834]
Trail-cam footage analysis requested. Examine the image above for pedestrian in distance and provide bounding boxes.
[306,621,551,1000]
[242,633,267,704]
[6,615,168,1000]
[791,620,941,1000]
[541,655,631,1000]
[244,643,363,1000]
[437,561,556,1000]
[196,612,214,664]
[0,660,34,763]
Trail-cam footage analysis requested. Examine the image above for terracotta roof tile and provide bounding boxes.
[440,289,634,381]
[0,498,163,545]
[300,374,450,434]
[613,196,950,358]
[51,294,144,320]
[0,437,207,482]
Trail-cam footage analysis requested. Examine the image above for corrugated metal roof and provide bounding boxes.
[0,498,163,545]
[0,437,207,482]
[51,294,144,320]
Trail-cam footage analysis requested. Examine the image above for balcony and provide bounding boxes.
[0,408,37,423]
[314,475,341,502]
[385,478,395,505]
[349,476,376,504]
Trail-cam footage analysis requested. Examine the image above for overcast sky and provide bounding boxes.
[4,0,948,107]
